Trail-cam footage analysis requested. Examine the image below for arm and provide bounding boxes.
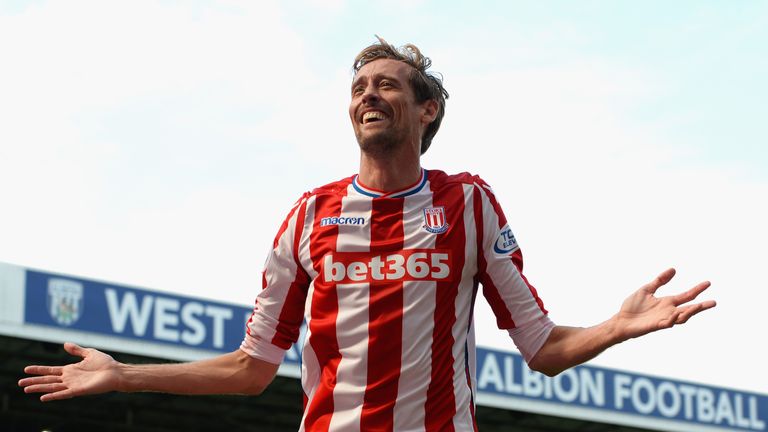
[528,268,716,376]
[19,342,279,402]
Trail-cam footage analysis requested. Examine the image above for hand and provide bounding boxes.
[18,342,122,402]
[616,268,716,341]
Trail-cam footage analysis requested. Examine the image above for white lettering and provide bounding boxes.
[323,251,452,283]
[369,256,385,280]
[749,396,766,430]
[716,390,736,426]
[632,378,656,415]
[478,353,503,392]
[181,302,206,345]
[523,365,544,397]
[503,356,522,394]
[679,384,697,419]
[105,289,153,336]
[734,394,751,428]
[105,289,232,348]
[348,262,367,281]
[431,253,449,279]
[386,254,406,280]
[698,387,716,422]
[154,297,180,342]
[554,369,579,403]
[657,381,681,418]
[614,373,632,409]
[407,252,430,278]
[205,305,232,348]
[324,255,346,282]
[580,368,605,406]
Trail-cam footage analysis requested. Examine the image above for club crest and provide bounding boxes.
[47,278,84,326]
[423,206,450,234]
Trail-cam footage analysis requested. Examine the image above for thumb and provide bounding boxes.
[63,342,88,359]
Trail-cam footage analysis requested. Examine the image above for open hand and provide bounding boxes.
[616,268,716,341]
[18,342,122,402]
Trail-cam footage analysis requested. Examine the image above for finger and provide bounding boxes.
[643,268,676,295]
[63,342,87,358]
[18,375,62,387]
[40,388,76,402]
[672,281,712,306]
[675,300,717,324]
[23,365,63,376]
[23,382,68,395]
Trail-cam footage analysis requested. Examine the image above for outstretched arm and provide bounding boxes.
[528,268,716,377]
[18,342,279,402]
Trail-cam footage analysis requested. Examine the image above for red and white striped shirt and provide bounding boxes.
[242,169,554,432]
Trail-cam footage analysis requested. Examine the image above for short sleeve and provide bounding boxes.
[473,179,555,362]
[240,194,311,364]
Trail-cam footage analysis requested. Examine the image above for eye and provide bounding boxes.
[379,80,393,88]
[352,85,364,96]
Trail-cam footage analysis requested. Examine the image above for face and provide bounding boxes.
[349,59,435,156]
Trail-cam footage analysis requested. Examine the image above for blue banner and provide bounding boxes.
[23,269,302,363]
[23,268,766,431]
[476,348,767,431]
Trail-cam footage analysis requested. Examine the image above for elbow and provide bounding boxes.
[528,362,566,378]
[527,352,568,377]
[233,350,278,396]
[237,373,273,396]
[239,371,276,396]
[528,365,566,378]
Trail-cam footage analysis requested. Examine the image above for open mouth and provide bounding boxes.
[362,111,388,124]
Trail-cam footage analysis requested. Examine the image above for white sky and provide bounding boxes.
[1,1,766,395]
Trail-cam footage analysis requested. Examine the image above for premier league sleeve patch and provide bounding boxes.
[493,224,519,254]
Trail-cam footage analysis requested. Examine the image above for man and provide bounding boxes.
[19,37,715,431]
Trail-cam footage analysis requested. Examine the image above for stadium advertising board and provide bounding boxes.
[476,349,766,431]
[17,266,767,432]
[22,269,303,365]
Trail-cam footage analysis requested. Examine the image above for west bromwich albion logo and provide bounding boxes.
[423,207,449,234]
[47,278,84,326]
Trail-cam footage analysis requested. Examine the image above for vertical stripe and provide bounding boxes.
[465,318,479,432]
[298,197,319,432]
[271,198,310,349]
[243,196,308,357]
[473,185,516,328]
[450,184,479,430]
[303,191,346,432]
[393,188,437,431]
[360,197,405,431]
[328,189,372,432]
[425,181,466,432]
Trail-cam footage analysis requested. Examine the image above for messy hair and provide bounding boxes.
[353,36,449,155]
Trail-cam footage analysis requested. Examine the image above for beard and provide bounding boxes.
[355,125,408,158]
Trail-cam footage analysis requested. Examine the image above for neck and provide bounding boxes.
[358,148,421,192]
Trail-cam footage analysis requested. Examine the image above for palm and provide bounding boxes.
[616,268,715,341]
[19,342,120,402]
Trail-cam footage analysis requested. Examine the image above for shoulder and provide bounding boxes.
[295,175,356,202]
[426,169,494,191]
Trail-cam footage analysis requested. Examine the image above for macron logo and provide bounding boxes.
[320,216,366,227]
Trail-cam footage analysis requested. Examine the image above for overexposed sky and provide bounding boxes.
[1,0,766,395]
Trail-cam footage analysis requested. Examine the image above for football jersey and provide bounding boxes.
[241,169,554,432]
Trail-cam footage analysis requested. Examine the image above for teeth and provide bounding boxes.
[362,111,387,123]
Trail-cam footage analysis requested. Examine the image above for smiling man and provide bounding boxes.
[19,37,716,432]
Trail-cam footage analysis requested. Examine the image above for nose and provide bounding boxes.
[361,85,380,105]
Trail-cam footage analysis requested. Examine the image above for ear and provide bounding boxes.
[420,99,439,125]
